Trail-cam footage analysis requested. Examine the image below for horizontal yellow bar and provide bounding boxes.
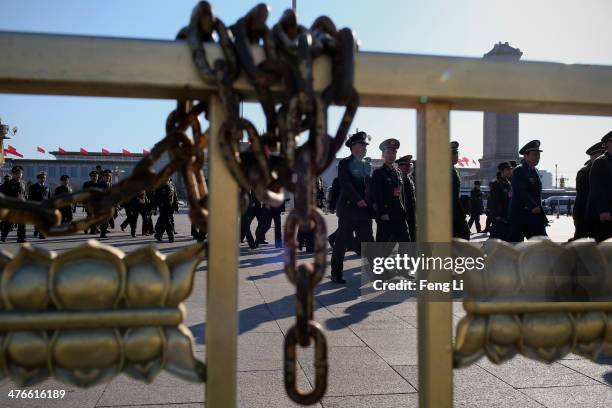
[0,308,183,330]
[464,301,612,314]
[2,32,612,115]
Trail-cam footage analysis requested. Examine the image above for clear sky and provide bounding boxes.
[2,0,612,186]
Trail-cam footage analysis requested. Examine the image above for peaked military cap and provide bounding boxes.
[60,174,70,181]
[379,138,400,152]
[497,161,511,171]
[519,139,542,155]
[396,154,413,165]
[36,171,47,177]
[474,180,481,186]
[11,165,23,173]
[602,130,612,144]
[450,141,459,152]
[101,169,112,175]
[509,160,518,168]
[89,170,98,176]
[586,141,606,156]
[345,131,370,147]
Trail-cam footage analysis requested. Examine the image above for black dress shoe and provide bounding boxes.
[168,236,175,243]
[330,276,346,284]
[154,234,162,242]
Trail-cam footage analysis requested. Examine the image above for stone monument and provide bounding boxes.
[477,42,523,183]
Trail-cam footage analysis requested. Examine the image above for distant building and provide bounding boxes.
[0,151,179,196]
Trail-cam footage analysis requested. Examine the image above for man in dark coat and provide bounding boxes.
[54,175,74,224]
[396,154,416,242]
[467,181,484,234]
[330,131,374,283]
[82,170,99,235]
[372,139,411,243]
[0,166,27,243]
[573,141,606,240]
[28,171,51,239]
[488,163,513,240]
[585,131,612,242]
[240,190,258,249]
[451,141,470,240]
[96,169,113,239]
[509,140,548,241]
[154,177,177,243]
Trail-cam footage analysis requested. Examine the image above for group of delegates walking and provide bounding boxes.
[453,131,612,244]
[0,164,182,243]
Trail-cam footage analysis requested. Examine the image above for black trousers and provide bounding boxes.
[255,208,272,242]
[591,221,612,242]
[155,209,174,239]
[509,222,547,242]
[467,213,482,232]
[375,218,411,242]
[241,211,256,248]
[270,208,282,246]
[1,222,25,242]
[330,217,373,279]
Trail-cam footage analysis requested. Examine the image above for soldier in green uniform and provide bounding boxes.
[451,142,470,240]
[54,175,74,224]
[586,131,612,242]
[82,170,99,235]
[330,131,374,284]
[154,177,177,243]
[0,166,27,242]
[396,154,416,241]
[372,139,411,242]
[28,171,51,239]
[572,141,605,240]
[488,162,512,240]
[509,140,548,241]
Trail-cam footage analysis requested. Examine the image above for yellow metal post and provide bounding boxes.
[416,102,453,408]
[206,96,239,407]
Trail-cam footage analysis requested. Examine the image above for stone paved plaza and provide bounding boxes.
[1,210,611,407]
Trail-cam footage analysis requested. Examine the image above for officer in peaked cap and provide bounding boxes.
[451,141,470,240]
[396,154,416,240]
[345,130,371,148]
[508,139,547,241]
[55,175,74,224]
[585,130,612,241]
[330,130,374,284]
[28,171,50,239]
[573,141,606,240]
[0,165,27,243]
[371,138,411,244]
[82,170,100,234]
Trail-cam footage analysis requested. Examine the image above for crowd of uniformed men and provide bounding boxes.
[1,130,611,285]
[0,166,181,243]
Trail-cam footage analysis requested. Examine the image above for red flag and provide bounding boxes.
[122,149,131,156]
[58,147,66,154]
[80,147,88,155]
[101,148,110,155]
[143,149,150,155]
[37,146,46,153]
[5,146,23,158]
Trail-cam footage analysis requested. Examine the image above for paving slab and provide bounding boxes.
[237,370,321,408]
[521,385,612,408]
[322,393,418,408]
[477,356,600,388]
[352,329,418,366]
[558,359,612,386]
[299,347,415,397]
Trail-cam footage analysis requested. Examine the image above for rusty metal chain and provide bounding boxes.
[182,2,359,404]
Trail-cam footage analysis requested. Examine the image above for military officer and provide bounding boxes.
[96,169,113,238]
[467,181,484,234]
[371,138,411,243]
[508,140,548,241]
[330,131,374,284]
[586,131,612,242]
[488,162,513,240]
[28,171,51,239]
[572,142,605,240]
[54,175,74,224]
[396,154,416,241]
[154,177,177,243]
[451,142,470,240]
[0,166,27,242]
[82,170,99,234]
